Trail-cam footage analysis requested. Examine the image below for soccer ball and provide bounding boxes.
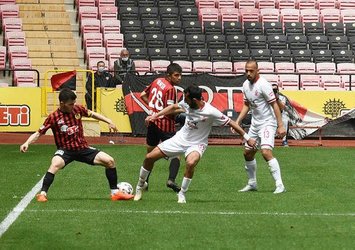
[117,182,133,195]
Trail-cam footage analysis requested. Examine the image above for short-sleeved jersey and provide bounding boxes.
[242,76,277,128]
[144,77,177,132]
[175,101,230,145]
[38,105,90,151]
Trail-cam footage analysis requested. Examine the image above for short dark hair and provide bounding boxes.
[167,63,182,75]
[246,59,258,68]
[184,84,202,100]
[59,88,76,103]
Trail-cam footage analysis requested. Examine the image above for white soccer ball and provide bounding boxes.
[117,182,133,195]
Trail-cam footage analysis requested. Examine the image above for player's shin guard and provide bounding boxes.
[245,159,257,185]
[41,172,55,193]
[105,167,118,190]
[137,166,150,187]
[168,157,180,182]
[180,177,192,193]
[268,158,283,186]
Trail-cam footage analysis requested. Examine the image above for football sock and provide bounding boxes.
[181,177,192,193]
[138,166,150,187]
[105,167,118,190]
[41,172,55,193]
[168,157,180,182]
[245,159,257,185]
[268,158,283,186]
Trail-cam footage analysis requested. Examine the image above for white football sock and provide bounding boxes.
[181,177,192,193]
[137,166,150,187]
[245,159,257,185]
[268,158,283,186]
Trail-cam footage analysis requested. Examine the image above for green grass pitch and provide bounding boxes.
[0,144,354,249]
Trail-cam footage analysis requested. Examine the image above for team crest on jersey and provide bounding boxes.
[57,118,64,125]
[75,113,81,119]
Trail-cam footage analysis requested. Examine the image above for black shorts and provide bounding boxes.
[146,123,175,147]
[54,147,100,166]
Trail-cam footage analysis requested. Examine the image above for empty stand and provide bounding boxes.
[151,59,171,73]
[212,61,233,75]
[193,60,213,73]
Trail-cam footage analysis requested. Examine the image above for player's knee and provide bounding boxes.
[261,149,273,161]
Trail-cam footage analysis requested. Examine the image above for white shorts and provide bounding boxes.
[245,125,276,150]
[158,136,207,159]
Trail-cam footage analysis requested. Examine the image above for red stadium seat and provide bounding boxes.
[296,62,316,73]
[260,8,280,23]
[80,19,101,35]
[275,62,295,72]
[77,6,98,23]
[0,4,19,20]
[300,9,320,23]
[199,8,220,25]
[76,0,95,8]
[262,74,279,85]
[297,0,316,9]
[197,0,217,9]
[220,8,240,22]
[0,46,6,71]
[86,46,106,64]
[216,0,236,9]
[317,0,337,9]
[96,0,115,7]
[103,33,124,48]
[8,45,28,68]
[300,75,322,90]
[257,0,276,9]
[212,61,233,75]
[258,61,275,72]
[134,59,151,75]
[316,62,336,73]
[341,9,355,23]
[151,60,171,73]
[280,8,300,23]
[277,0,296,9]
[320,75,344,90]
[278,74,299,90]
[5,31,25,47]
[233,61,246,73]
[173,60,193,74]
[98,5,118,20]
[106,47,125,61]
[13,71,35,87]
[320,8,341,23]
[238,0,256,9]
[193,60,213,72]
[2,17,22,33]
[83,32,103,49]
[337,0,355,9]
[101,19,120,34]
[240,8,260,23]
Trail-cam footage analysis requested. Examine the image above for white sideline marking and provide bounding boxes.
[25,209,355,217]
[0,177,42,238]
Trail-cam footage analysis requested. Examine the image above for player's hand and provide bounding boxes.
[108,123,118,133]
[145,115,157,126]
[230,127,236,133]
[20,143,28,153]
[246,138,258,149]
[277,126,286,138]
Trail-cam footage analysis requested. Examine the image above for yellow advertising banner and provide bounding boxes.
[97,87,132,133]
[0,87,42,132]
[283,91,355,118]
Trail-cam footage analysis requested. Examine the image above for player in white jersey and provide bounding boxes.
[235,59,286,194]
[134,84,257,203]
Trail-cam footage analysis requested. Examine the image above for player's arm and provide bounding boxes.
[145,103,184,125]
[140,90,149,105]
[90,110,118,132]
[235,102,250,125]
[20,131,42,153]
[228,119,257,148]
[270,101,286,138]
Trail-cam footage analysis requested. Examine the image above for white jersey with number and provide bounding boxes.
[174,101,231,145]
[243,76,277,128]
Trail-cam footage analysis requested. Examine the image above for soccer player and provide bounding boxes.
[20,88,134,202]
[134,84,256,203]
[139,63,183,192]
[235,59,286,194]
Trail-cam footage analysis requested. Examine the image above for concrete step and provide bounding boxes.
[25,31,73,39]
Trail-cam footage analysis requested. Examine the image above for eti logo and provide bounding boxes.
[0,105,30,126]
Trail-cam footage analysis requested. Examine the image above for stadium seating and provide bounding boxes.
[134,59,151,75]
[193,60,213,72]
[212,61,233,75]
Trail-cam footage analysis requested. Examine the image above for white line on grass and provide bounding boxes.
[0,177,43,238]
[25,209,355,217]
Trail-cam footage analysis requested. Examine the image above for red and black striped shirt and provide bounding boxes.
[38,105,90,151]
[144,77,177,132]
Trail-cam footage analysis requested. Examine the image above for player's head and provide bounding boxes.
[272,83,279,94]
[59,88,76,113]
[245,59,259,83]
[184,84,202,109]
[166,63,182,86]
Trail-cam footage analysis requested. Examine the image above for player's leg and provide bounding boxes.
[177,144,206,203]
[36,153,66,202]
[144,124,160,188]
[239,127,259,192]
[259,126,286,194]
[134,146,166,201]
[162,131,181,193]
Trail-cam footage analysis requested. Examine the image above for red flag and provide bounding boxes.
[51,71,76,90]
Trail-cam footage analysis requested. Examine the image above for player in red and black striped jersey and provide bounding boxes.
[140,63,183,192]
[20,88,133,202]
